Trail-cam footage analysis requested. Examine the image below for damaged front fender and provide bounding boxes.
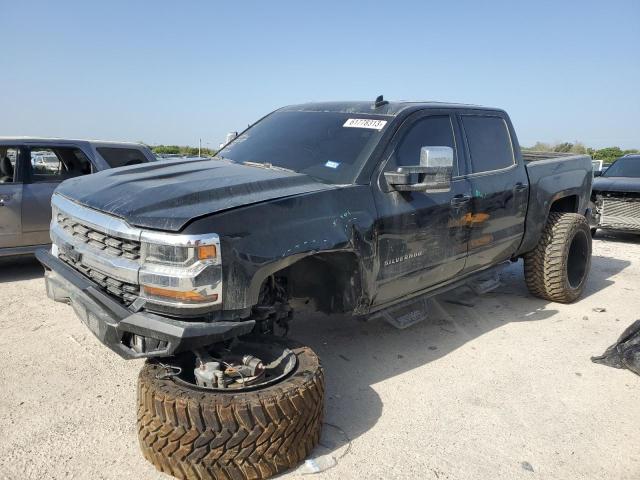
[182,185,378,318]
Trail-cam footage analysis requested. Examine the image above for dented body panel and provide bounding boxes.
[182,185,378,317]
[55,159,337,232]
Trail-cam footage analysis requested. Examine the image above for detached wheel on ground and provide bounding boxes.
[137,336,324,480]
[524,212,592,303]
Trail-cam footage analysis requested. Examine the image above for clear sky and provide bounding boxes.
[1,0,638,149]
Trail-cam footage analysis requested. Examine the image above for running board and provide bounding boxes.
[467,269,502,295]
[372,297,431,330]
[372,265,505,330]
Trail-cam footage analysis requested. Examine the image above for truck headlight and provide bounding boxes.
[138,232,222,313]
[143,242,218,266]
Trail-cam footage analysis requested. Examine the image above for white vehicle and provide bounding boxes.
[32,153,62,173]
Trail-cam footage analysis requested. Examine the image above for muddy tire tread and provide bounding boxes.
[137,339,324,480]
[524,212,591,303]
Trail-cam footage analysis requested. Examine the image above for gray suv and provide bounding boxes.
[0,137,155,257]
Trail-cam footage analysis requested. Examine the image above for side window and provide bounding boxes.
[97,147,148,168]
[394,115,458,176]
[30,148,65,181]
[0,147,19,183]
[461,115,514,173]
[29,147,93,182]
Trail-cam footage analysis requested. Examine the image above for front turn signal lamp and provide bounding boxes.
[197,244,217,261]
[141,285,219,304]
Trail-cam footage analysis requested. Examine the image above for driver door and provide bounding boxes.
[371,111,472,307]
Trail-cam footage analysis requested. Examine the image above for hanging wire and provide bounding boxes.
[155,362,182,380]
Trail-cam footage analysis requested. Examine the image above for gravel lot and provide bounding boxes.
[1,232,639,480]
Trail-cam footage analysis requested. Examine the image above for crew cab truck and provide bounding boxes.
[37,99,593,480]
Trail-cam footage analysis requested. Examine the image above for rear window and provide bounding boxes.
[97,147,148,168]
[462,115,514,173]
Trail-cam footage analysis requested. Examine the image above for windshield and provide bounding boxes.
[217,110,390,184]
[603,156,640,178]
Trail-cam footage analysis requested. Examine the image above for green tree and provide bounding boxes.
[554,142,573,153]
[151,145,217,157]
[570,142,587,154]
[592,147,624,163]
[525,141,552,151]
[153,145,181,154]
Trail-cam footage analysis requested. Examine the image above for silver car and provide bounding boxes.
[0,137,156,257]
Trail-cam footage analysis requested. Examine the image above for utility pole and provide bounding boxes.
[198,138,202,157]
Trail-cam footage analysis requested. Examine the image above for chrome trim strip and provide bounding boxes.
[140,231,220,248]
[139,262,222,291]
[51,222,140,284]
[52,194,143,241]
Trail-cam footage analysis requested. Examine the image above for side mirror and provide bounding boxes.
[593,170,602,177]
[384,146,454,193]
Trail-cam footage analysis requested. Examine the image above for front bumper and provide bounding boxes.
[36,250,254,359]
[591,196,640,232]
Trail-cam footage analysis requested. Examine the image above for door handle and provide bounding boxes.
[514,182,528,192]
[450,194,471,207]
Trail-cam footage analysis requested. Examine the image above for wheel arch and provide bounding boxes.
[549,193,579,213]
[251,250,368,315]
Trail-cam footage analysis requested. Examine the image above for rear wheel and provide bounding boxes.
[137,336,324,480]
[524,212,592,303]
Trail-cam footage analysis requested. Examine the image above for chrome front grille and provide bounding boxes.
[51,195,145,305]
[601,197,640,230]
[58,251,140,303]
[57,213,141,260]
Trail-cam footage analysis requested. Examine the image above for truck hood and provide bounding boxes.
[56,158,336,231]
[592,176,640,194]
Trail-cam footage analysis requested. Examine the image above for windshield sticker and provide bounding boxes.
[343,118,387,130]
[325,161,340,169]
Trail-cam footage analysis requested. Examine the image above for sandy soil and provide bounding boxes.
[1,231,639,480]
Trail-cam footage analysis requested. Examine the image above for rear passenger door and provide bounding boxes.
[459,112,528,273]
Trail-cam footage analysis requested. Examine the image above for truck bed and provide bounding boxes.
[522,151,579,162]
[518,153,593,255]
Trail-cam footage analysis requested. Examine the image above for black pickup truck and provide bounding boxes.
[37,98,593,480]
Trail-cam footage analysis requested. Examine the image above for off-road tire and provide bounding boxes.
[137,337,324,480]
[524,212,592,303]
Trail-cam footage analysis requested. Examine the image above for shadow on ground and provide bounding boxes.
[595,230,640,244]
[288,254,629,464]
[0,256,44,284]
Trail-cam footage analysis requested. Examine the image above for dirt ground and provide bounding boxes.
[1,232,639,480]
